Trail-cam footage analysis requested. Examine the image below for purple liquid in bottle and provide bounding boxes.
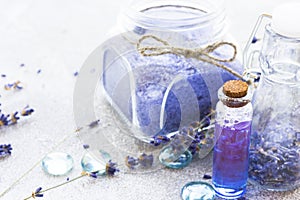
[213,121,251,199]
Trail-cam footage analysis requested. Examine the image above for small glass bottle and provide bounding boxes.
[212,80,253,199]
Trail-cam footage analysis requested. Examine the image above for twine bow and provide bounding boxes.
[137,35,244,80]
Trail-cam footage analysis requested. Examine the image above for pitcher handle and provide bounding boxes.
[243,14,272,69]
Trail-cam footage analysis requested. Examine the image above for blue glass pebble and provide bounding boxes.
[159,146,192,169]
[181,181,215,200]
[42,152,74,176]
[81,150,111,175]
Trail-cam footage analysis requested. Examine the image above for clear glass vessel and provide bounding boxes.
[212,81,253,199]
[101,0,243,142]
[249,23,300,191]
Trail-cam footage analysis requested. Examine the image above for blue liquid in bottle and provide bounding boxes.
[213,121,251,199]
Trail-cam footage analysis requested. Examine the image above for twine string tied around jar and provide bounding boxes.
[137,35,246,82]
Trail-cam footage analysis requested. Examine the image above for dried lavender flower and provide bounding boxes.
[138,153,153,168]
[150,135,171,146]
[105,160,119,176]
[30,187,43,198]
[0,144,12,158]
[4,80,23,90]
[203,174,212,180]
[0,113,10,126]
[88,119,100,128]
[125,156,139,169]
[21,106,34,116]
[88,172,98,179]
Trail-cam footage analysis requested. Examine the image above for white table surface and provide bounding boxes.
[1,0,300,199]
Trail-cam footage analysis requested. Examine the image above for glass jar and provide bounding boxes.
[101,0,243,142]
[212,80,253,199]
[246,5,300,191]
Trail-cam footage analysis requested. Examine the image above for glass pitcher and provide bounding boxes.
[245,5,300,191]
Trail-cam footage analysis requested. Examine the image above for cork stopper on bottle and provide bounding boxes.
[223,80,248,98]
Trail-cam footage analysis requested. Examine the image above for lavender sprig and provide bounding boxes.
[2,119,108,199]
[24,160,119,200]
[0,105,34,127]
[149,111,215,155]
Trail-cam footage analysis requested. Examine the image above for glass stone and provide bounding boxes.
[181,181,215,200]
[159,146,192,169]
[42,152,74,176]
[81,149,111,175]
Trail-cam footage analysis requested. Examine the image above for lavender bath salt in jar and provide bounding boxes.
[102,0,243,142]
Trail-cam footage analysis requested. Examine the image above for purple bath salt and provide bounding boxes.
[102,38,243,141]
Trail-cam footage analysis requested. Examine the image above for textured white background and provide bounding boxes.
[0,0,300,200]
